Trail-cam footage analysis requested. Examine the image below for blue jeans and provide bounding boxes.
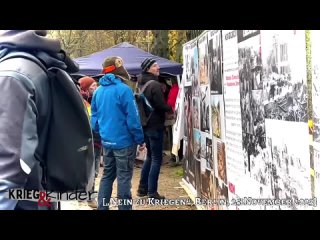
[139,130,164,195]
[98,145,136,210]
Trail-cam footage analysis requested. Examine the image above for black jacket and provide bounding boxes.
[0,30,78,210]
[137,72,172,130]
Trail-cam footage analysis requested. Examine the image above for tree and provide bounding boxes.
[169,30,187,63]
[151,30,169,58]
[186,30,204,41]
[49,30,153,58]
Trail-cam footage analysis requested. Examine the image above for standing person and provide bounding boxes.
[137,58,172,199]
[0,30,80,210]
[78,76,100,209]
[167,78,183,165]
[91,56,145,210]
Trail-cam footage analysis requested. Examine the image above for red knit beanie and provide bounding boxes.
[79,76,95,91]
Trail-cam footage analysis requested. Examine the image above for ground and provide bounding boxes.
[60,152,196,210]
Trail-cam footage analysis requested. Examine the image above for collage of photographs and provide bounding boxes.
[181,30,314,209]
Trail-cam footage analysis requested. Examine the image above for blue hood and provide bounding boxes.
[91,74,144,149]
[99,73,122,86]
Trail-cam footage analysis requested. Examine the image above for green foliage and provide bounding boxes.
[176,166,184,177]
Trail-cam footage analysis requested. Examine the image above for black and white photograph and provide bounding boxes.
[311,30,320,142]
[266,119,311,209]
[200,85,210,133]
[183,42,192,86]
[192,97,200,129]
[238,31,262,137]
[252,90,265,135]
[261,30,308,122]
[248,137,270,186]
[238,30,262,90]
[206,137,213,169]
[198,32,209,86]
[193,129,201,161]
[248,90,266,156]
[310,145,315,199]
[314,111,320,143]
[208,30,223,94]
[242,129,267,180]
[313,143,320,207]
[240,78,253,134]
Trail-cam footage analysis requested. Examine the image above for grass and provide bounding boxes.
[175,166,184,177]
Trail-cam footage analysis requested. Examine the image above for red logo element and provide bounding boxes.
[229,182,235,194]
[38,191,51,207]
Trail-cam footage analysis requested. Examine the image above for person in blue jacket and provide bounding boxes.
[91,56,145,210]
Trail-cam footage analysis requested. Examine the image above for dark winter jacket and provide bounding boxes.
[137,72,172,130]
[0,30,78,210]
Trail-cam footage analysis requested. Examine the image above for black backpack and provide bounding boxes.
[0,51,95,192]
[134,80,155,127]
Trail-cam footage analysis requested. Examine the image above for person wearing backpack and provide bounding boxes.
[0,30,92,210]
[91,56,145,210]
[136,58,172,199]
[78,76,100,209]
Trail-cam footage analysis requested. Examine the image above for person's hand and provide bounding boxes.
[139,143,146,151]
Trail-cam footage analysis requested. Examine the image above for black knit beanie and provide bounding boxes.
[141,57,157,72]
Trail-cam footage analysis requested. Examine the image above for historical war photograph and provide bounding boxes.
[248,136,271,186]
[183,42,192,86]
[208,30,223,94]
[192,97,200,129]
[200,86,210,133]
[266,119,312,209]
[184,138,195,189]
[314,110,320,143]
[250,90,266,146]
[183,139,189,181]
[238,31,262,137]
[195,159,202,197]
[191,42,200,97]
[242,130,267,180]
[211,95,224,139]
[198,32,209,86]
[193,129,201,160]
[184,87,192,138]
[214,177,229,210]
[206,137,213,169]
[201,169,213,200]
[261,30,308,122]
[200,133,207,159]
[240,79,253,135]
[217,141,227,184]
